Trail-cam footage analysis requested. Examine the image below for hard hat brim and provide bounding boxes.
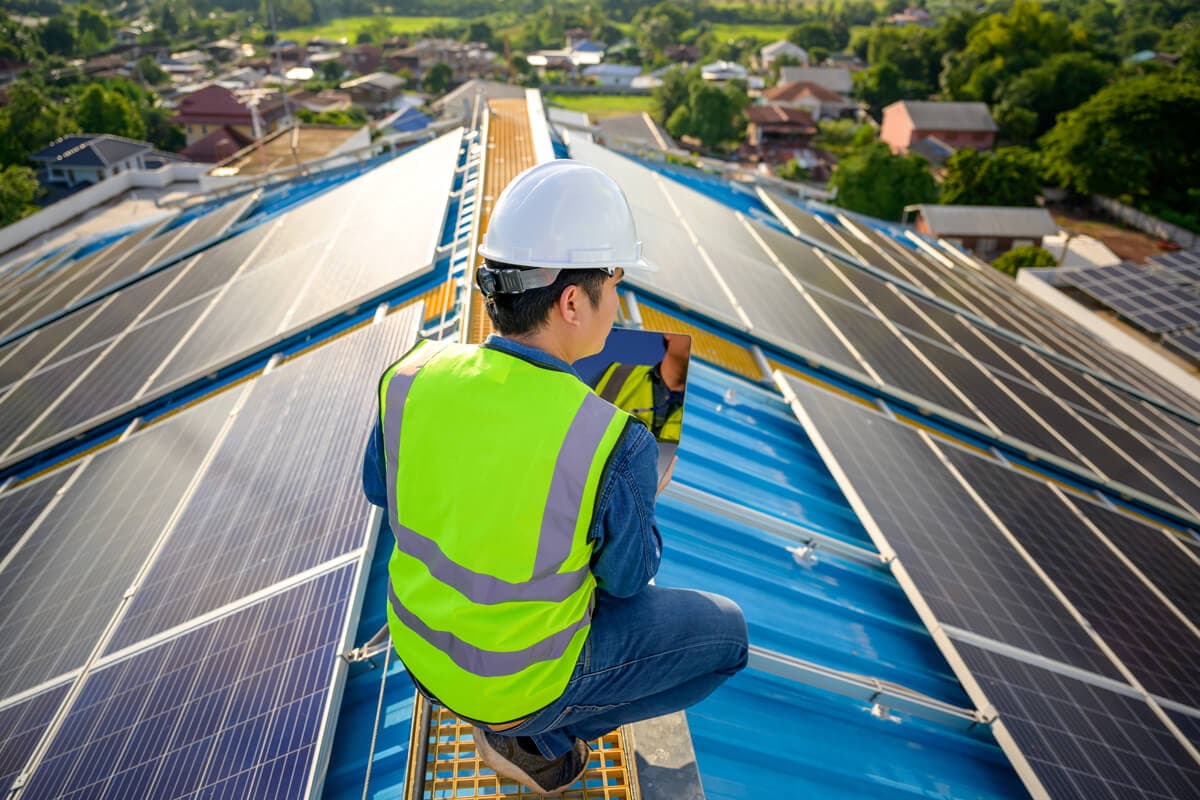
[477,245,659,274]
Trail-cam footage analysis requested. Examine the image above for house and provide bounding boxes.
[204,39,242,61]
[81,54,128,78]
[759,40,809,70]
[906,204,1059,261]
[431,79,525,120]
[376,102,432,135]
[701,60,748,82]
[881,100,996,155]
[341,45,382,75]
[289,89,352,114]
[888,7,934,26]
[179,126,253,163]
[0,57,32,84]
[664,44,700,63]
[743,105,818,164]
[28,134,185,188]
[595,113,675,152]
[778,66,853,95]
[171,84,292,144]
[908,135,956,167]
[582,63,642,88]
[527,38,604,72]
[114,26,142,45]
[389,39,496,81]
[762,80,857,120]
[204,124,369,187]
[339,72,407,114]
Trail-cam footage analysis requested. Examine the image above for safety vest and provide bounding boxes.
[595,363,683,443]
[378,339,630,723]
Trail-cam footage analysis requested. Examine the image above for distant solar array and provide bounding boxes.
[0,127,463,799]
[1059,261,1200,336]
[570,139,1200,525]
[0,130,462,473]
[780,375,1200,799]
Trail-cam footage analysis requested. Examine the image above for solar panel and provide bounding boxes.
[952,639,1200,800]
[751,224,861,304]
[0,684,70,795]
[0,392,236,699]
[20,564,357,799]
[1165,331,1200,364]
[108,305,421,650]
[0,470,72,561]
[0,131,462,472]
[805,294,980,420]
[761,191,842,248]
[780,374,1121,679]
[941,445,1200,709]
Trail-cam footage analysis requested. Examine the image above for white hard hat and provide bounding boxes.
[478,160,657,274]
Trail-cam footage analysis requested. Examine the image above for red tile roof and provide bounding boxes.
[763,80,846,104]
[180,125,253,163]
[746,104,818,131]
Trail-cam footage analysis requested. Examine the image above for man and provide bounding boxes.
[362,160,747,795]
[593,333,690,443]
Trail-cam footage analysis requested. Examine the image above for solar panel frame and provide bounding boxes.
[0,684,70,795]
[0,470,73,563]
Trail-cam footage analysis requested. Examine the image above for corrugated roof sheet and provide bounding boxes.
[891,101,998,132]
[913,204,1058,238]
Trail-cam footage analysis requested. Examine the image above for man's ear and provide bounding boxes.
[557,283,582,326]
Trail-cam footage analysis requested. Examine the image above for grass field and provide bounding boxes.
[279,15,460,43]
[708,22,795,41]
[544,93,659,120]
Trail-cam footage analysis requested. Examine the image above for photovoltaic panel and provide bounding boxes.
[750,223,861,304]
[941,444,1200,710]
[0,354,91,454]
[140,223,275,319]
[108,306,420,650]
[1064,497,1200,627]
[762,191,842,248]
[1166,709,1200,754]
[827,260,945,342]
[781,374,1121,679]
[0,684,69,795]
[804,293,980,420]
[953,640,1200,800]
[21,564,357,800]
[0,470,71,560]
[0,391,235,699]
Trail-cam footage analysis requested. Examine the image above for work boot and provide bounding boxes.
[472,726,589,795]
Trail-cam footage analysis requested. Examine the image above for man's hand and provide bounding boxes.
[657,455,677,497]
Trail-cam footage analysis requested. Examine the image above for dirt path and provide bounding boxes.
[1051,211,1168,263]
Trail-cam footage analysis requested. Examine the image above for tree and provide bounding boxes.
[853,62,904,119]
[1040,73,1200,215]
[994,53,1114,140]
[939,147,1042,207]
[135,55,169,86]
[76,6,111,45]
[0,82,77,168]
[787,22,840,51]
[75,84,147,140]
[0,165,39,226]
[940,0,1080,103]
[992,245,1056,276]
[423,62,452,95]
[828,142,937,221]
[663,74,748,151]
[776,159,809,182]
[39,15,76,56]
[652,66,696,124]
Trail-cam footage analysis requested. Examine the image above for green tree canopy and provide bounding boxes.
[994,52,1114,140]
[652,66,697,124]
[135,55,169,86]
[423,62,452,95]
[75,83,147,140]
[0,165,40,227]
[992,244,1056,276]
[665,78,747,150]
[828,142,937,221]
[39,15,76,56]
[76,6,111,45]
[940,147,1043,207]
[941,0,1082,103]
[0,82,77,168]
[1039,73,1200,213]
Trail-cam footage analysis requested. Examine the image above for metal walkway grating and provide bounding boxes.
[407,695,636,799]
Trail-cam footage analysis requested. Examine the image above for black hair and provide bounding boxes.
[483,260,609,336]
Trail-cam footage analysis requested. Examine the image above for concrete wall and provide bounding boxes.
[1092,195,1197,249]
[1018,268,1200,402]
[0,163,207,257]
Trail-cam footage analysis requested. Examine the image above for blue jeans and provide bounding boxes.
[483,585,749,759]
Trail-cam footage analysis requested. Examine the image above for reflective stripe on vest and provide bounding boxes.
[595,362,682,443]
[379,340,628,722]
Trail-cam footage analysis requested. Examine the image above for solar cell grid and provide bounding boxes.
[22,564,356,800]
[108,307,420,651]
[940,445,1200,709]
[953,640,1200,800]
[0,470,71,562]
[0,392,235,699]
[754,226,861,304]
[0,684,69,795]
[782,375,1122,679]
[763,191,842,248]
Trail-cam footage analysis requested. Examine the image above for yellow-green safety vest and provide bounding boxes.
[594,363,682,443]
[378,339,630,723]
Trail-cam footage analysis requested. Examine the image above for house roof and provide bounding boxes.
[745,104,818,129]
[340,71,405,91]
[583,63,642,78]
[28,135,154,168]
[761,40,807,58]
[890,101,997,132]
[908,134,956,166]
[377,105,431,133]
[778,66,852,94]
[912,204,1059,238]
[171,84,288,125]
[701,60,748,78]
[179,125,254,163]
[595,113,674,151]
[431,79,525,114]
[763,80,846,103]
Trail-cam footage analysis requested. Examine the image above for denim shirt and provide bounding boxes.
[361,334,662,598]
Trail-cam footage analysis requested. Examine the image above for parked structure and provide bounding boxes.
[759,40,809,70]
[881,101,996,155]
[762,81,857,120]
[744,105,818,164]
[778,66,853,95]
[906,204,1058,260]
[172,84,292,145]
[582,63,642,88]
[339,72,406,114]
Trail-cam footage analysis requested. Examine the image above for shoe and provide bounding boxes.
[472,726,589,795]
